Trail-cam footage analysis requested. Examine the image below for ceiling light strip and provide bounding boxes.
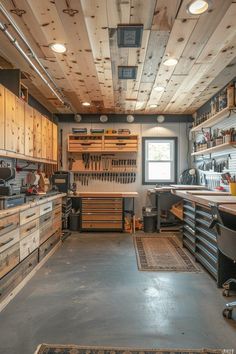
[0,3,73,109]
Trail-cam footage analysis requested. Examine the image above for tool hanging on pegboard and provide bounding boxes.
[74,172,136,185]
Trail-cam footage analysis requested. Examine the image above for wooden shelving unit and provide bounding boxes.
[191,106,236,132]
[191,142,236,156]
[68,134,138,153]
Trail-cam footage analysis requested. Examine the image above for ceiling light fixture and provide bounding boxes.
[157,115,165,123]
[82,102,90,106]
[154,85,165,92]
[100,115,108,123]
[187,0,210,15]
[127,114,134,123]
[50,43,67,53]
[163,57,178,66]
[150,104,158,108]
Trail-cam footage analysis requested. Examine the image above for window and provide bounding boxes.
[142,137,177,185]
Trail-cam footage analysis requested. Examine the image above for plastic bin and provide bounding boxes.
[69,212,80,231]
[143,211,157,233]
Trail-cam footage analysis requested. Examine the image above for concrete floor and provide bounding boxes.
[0,232,236,354]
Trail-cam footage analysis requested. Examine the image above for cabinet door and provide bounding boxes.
[52,123,58,162]
[5,89,16,152]
[46,119,53,160]
[0,85,5,150]
[33,109,42,158]
[41,116,47,159]
[15,97,25,154]
[24,104,34,157]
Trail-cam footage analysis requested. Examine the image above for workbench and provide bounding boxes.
[69,192,138,232]
[172,189,236,287]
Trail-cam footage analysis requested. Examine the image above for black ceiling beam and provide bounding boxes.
[55,113,193,124]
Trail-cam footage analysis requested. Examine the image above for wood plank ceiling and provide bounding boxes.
[0,0,236,115]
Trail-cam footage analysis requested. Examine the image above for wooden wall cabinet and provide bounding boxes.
[33,109,42,158]
[15,97,25,155]
[5,89,16,152]
[24,104,34,157]
[0,85,5,150]
[0,84,58,164]
[52,123,58,162]
[46,119,53,160]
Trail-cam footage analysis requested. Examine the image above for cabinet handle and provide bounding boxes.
[54,211,61,216]
[116,143,126,146]
[0,222,14,231]
[26,224,37,233]
[43,207,51,212]
[43,216,51,222]
[26,213,36,219]
[81,143,91,146]
[0,237,13,247]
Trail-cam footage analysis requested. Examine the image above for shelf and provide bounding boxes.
[191,142,236,156]
[191,106,236,132]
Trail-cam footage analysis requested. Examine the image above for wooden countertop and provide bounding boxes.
[69,192,138,198]
[218,204,236,216]
[172,189,236,207]
[0,193,66,218]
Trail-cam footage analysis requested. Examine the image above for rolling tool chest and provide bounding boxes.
[80,197,123,231]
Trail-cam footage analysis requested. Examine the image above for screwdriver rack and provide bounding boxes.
[74,172,136,185]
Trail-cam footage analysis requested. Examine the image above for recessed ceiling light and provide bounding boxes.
[100,115,108,123]
[187,0,209,15]
[82,102,90,106]
[163,57,178,66]
[49,43,67,53]
[150,104,158,108]
[154,85,165,92]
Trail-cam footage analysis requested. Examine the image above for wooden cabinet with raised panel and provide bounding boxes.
[33,109,42,158]
[24,104,34,157]
[15,97,25,154]
[5,89,16,152]
[46,119,53,160]
[0,85,5,150]
[52,123,58,162]
[41,115,47,159]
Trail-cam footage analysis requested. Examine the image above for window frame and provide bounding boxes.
[142,137,178,185]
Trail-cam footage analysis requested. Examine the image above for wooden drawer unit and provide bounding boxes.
[0,228,19,253]
[104,135,138,152]
[20,229,39,261]
[39,212,53,245]
[0,241,20,279]
[40,201,52,216]
[20,206,39,225]
[81,197,123,231]
[68,135,103,152]
[0,213,19,237]
[0,249,38,302]
[39,230,61,261]
[183,201,195,255]
[20,219,39,240]
[53,198,62,208]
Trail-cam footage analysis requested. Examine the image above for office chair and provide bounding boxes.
[210,205,236,319]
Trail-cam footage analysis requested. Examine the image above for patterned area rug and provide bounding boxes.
[35,345,225,354]
[133,235,200,272]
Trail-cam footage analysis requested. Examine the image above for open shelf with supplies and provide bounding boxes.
[191,106,236,132]
[191,142,236,156]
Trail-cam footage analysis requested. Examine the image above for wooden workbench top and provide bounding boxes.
[218,204,236,216]
[173,189,236,207]
[69,192,138,198]
[0,193,66,218]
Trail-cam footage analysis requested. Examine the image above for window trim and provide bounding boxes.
[142,137,178,185]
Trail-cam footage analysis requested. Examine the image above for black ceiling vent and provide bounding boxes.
[118,66,137,80]
[117,25,143,47]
